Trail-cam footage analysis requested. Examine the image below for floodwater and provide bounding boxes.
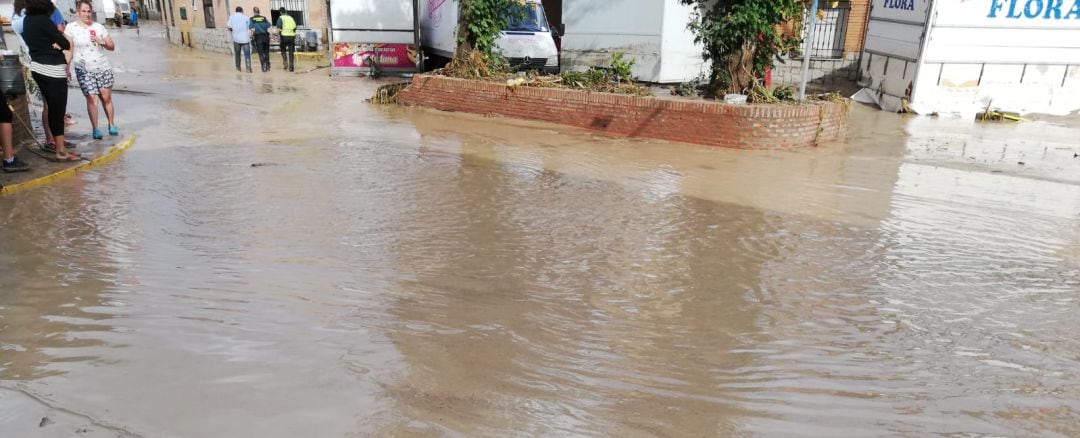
[2,24,1080,437]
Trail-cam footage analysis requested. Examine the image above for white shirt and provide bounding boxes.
[64,21,112,72]
[227,13,251,44]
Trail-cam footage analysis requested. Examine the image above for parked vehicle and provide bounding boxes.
[328,0,421,77]
[99,0,117,26]
[857,0,1080,116]
[117,1,131,25]
[558,0,704,83]
[419,0,560,74]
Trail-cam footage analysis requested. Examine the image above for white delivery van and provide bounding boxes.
[420,0,560,74]
[99,0,116,26]
[857,0,1080,116]
[117,1,131,24]
[559,0,705,83]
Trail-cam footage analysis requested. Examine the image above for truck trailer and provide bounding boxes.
[329,0,421,76]
[558,0,705,83]
[856,0,1080,116]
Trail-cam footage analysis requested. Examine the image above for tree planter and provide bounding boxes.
[396,75,850,149]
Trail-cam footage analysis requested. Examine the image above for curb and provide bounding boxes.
[0,135,136,195]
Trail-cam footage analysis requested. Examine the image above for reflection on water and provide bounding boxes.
[1,24,1080,437]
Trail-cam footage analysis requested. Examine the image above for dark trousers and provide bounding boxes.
[280,36,295,71]
[32,72,67,138]
[233,42,251,72]
[253,34,271,71]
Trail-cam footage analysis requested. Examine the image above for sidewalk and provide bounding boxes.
[0,119,134,194]
[0,32,134,194]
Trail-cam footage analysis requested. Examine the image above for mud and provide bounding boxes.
[1,23,1079,437]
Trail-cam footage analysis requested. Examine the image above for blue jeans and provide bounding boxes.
[234,42,251,71]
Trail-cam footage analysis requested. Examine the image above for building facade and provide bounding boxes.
[161,0,328,54]
[772,0,872,90]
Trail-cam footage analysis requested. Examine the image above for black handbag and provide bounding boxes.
[0,54,26,97]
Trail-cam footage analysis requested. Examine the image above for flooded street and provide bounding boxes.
[2,24,1080,437]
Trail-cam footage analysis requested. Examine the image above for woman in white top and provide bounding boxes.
[64,0,118,140]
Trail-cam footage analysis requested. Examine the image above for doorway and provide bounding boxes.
[202,0,214,28]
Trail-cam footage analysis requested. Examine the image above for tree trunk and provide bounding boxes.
[726,43,756,94]
[707,42,758,96]
[454,2,473,58]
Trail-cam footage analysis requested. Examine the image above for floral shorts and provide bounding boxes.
[75,68,115,96]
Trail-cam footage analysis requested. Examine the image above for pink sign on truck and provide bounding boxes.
[332,43,418,70]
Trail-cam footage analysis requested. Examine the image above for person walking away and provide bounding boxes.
[130,7,138,36]
[2,97,32,173]
[65,0,119,140]
[227,6,252,73]
[275,7,296,72]
[250,7,271,72]
[22,0,78,161]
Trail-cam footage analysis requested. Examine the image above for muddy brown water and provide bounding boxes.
[2,24,1080,437]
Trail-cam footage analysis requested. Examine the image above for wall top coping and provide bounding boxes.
[408,75,848,117]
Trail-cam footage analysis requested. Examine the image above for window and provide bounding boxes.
[270,0,306,26]
[800,1,851,59]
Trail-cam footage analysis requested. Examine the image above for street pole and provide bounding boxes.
[798,0,820,102]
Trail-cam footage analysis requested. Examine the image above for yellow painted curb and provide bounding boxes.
[0,135,136,195]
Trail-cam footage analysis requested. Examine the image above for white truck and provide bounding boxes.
[420,0,560,74]
[329,0,421,76]
[97,0,116,26]
[856,0,1080,116]
[558,0,706,83]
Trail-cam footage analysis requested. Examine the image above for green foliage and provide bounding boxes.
[671,81,697,97]
[748,83,797,104]
[772,85,795,101]
[560,68,609,89]
[680,0,803,95]
[610,52,635,82]
[456,0,519,68]
[670,74,707,97]
[558,66,649,95]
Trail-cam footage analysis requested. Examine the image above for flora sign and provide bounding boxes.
[882,0,916,11]
[988,0,1080,19]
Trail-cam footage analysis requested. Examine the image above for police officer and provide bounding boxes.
[275,7,296,72]
[250,7,271,72]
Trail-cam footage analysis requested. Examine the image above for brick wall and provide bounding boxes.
[397,76,850,149]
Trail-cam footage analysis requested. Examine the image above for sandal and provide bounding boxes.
[42,143,75,154]
[51,151,82,162]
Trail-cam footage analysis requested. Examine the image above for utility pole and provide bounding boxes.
[798,0,820,101]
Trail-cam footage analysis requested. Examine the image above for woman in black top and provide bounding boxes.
[22,0,78,160]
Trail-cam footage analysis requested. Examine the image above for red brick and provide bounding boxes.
[396,75,851,149]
